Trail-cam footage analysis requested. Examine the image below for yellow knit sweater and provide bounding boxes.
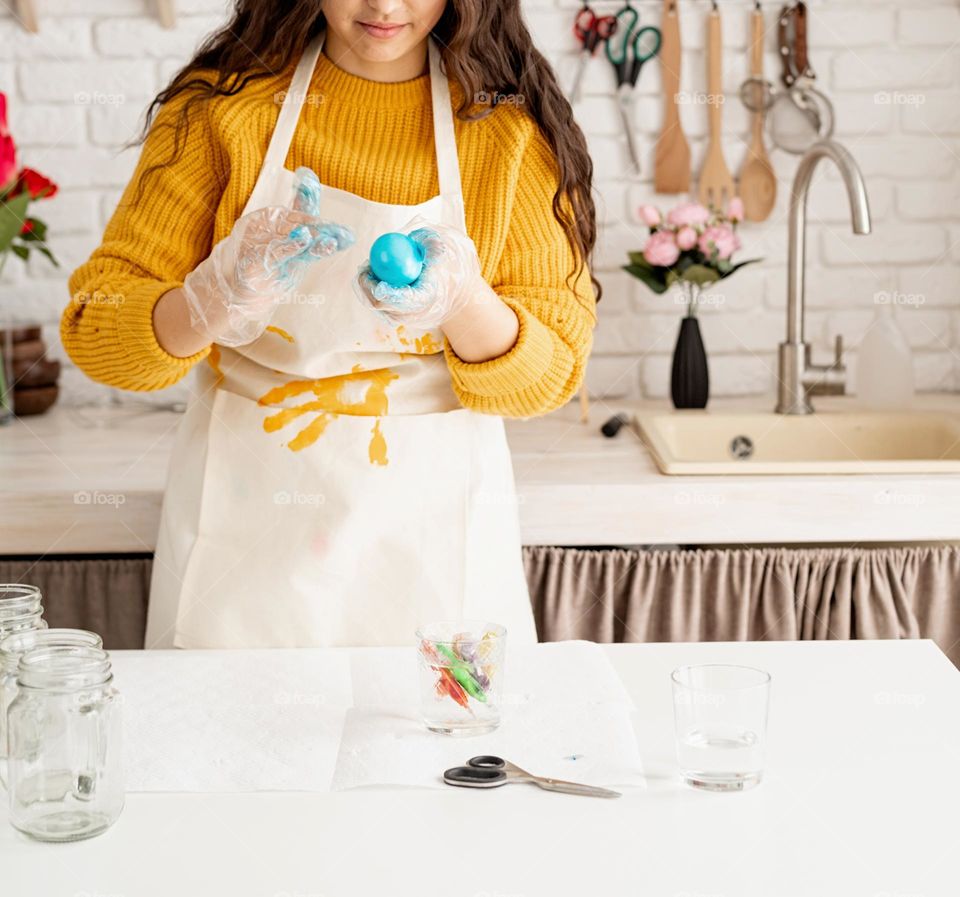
[62,51,596,418]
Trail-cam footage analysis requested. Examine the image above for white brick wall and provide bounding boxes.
[558,0,960,401]
[0,0,957,407]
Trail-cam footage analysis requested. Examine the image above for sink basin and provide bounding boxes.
[633,410,960,475]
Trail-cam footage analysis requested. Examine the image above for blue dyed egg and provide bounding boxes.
[369,233,425,287]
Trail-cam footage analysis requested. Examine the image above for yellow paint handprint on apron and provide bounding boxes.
[257,364,399,461]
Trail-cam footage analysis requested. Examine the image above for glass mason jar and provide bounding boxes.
[7,645,124,841]
[0,629,103,763]
[0,584,45,640]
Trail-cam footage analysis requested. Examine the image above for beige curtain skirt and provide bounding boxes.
[525,545,960,667]
[1,547,957,666]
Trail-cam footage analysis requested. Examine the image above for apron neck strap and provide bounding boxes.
[258,32,466,231]
[427,39,467,232]
[260,36,326,181]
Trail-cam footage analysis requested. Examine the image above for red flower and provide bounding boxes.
[12,167,57,200]
[20,219,34,235]
[0,92,17,191]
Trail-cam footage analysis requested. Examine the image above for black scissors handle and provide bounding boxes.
[626,26,662,86]
[607,18,661,89]
[443,756,509,788]
[467,755,505,769]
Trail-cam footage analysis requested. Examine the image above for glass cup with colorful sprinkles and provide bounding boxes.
[416,622,506,736]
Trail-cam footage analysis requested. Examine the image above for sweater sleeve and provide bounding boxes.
[61,84,224,392]
[443,124,597,419]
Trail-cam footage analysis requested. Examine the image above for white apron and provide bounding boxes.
[145,34,538,649]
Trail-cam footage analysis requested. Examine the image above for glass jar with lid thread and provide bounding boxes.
[7,644,124,841]
[0,584,45,641]
[0,628,103,765]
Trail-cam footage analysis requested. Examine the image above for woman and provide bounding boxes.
[62,0,598,648]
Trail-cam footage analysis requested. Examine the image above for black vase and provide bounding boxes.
[670,316,709,409]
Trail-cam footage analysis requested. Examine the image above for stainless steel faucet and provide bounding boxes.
[776,141,872,415]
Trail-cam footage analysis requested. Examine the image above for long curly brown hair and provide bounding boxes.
[136,1,599,305]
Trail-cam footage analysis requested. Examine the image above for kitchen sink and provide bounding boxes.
[633,410,960,475]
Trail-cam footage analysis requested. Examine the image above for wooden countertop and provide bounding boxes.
[2,396,960,553]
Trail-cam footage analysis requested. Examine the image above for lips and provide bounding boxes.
[359,21,406,39]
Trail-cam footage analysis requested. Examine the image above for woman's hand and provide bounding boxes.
[182,167,353,348]
[354,222,487,329]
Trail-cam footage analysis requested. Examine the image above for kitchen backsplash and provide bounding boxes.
[1,0,957,406]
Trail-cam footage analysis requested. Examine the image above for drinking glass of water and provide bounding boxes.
[671,664,771,792]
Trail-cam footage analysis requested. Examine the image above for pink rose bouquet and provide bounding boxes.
[625,198,759,314]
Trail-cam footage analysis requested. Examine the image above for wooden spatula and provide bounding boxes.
[697,5,735,210]
[739,6,777,220]
[654,0,691,194]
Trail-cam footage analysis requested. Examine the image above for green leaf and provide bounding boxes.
[34,244,59,267]
[0,193,31,254]
[716,258,763,281]
[627,251,651,268]
[623,263,668,294]
[679,263,721,286]
[10,244,28,261]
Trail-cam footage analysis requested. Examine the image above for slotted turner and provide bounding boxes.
[698,4,735,209]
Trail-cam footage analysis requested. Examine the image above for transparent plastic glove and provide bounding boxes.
[353,218,488,329]
[183,167,354,347]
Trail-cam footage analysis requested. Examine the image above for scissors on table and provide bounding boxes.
[605,1,662,174]
[443,755,621,799]
[569,3,618,105]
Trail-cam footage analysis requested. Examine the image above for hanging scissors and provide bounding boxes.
[443,755,622,799]
[605,1,662,174]
[569,3,618,105]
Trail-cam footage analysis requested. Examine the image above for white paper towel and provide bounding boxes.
[108,643,642,793]
[330,702,645,791]
[333,642,643,791]
[112,650,352,792]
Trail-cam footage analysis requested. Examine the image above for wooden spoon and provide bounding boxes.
[654,0,691,194]
[697,5,735,210]
[739,6,777,221]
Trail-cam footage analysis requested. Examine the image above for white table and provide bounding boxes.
[3,640,958,896]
